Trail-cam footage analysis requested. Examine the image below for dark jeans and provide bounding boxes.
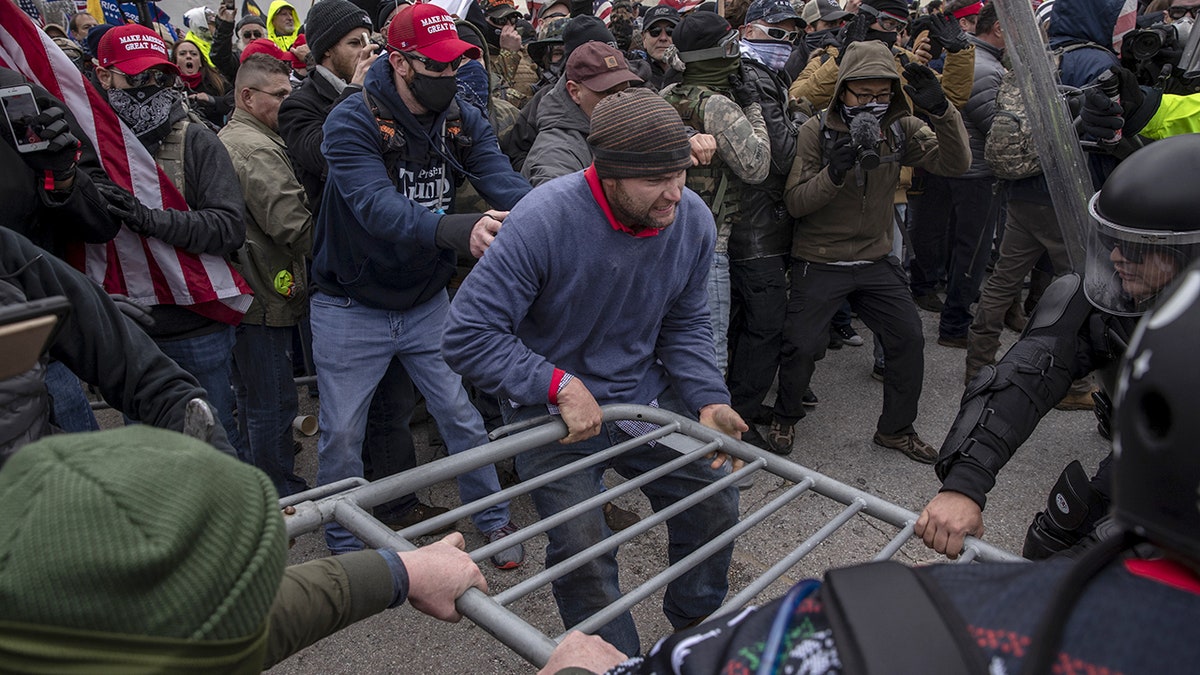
[775,258,924,435]
[909,175,998,338]
[232,323,306,496]
[364,357,420,518]
[43,360,99,433]
[727,256,788,419]
[505,385,739,656]
[156,326,248,461]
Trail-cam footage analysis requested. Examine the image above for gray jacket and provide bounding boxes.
[521,78,592,186]
[961,36,1005,179]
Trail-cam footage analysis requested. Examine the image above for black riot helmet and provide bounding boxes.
[1112,259,1200,567]
[1084,134,1200,316]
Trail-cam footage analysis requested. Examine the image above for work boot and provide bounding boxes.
[603,502,641,531]
[765,419,795,455]
[376,502,454,535]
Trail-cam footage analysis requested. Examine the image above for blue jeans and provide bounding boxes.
[310,291,510,553]
[506,386,739,656]
[232,323,307,497]
[706,252,730,375]
[156,326,247,461]
[43,361,99,432]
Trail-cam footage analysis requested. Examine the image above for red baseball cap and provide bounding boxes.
[96,24,179,76]
[386,3,482,63]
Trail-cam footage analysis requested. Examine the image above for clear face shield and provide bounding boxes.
[1084,192,1200,316]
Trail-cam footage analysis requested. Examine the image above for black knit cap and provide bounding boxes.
[588,88,692,179]
[563,15,616,59]
[862,0,910,20]
[672,11,731,52]
[307,0,374,63]
[235,14,267,32]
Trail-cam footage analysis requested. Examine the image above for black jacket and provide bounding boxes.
[277,69,363,219]
[727,57,801,261]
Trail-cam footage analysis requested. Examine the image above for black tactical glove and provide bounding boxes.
[827,136,856,185]
[926,12,970,53]
[1080,86,1124,142]
[728,69,761,108]
[834,12,872,64]
[108,293,155,328]
[97,182,156,235]
[902,62,949,115]
[19,106,81,181]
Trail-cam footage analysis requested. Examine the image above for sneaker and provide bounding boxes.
[376,502,454,535]
[802,387,819,408]
[871,364,886,382]
[937,335,968,349]
[603,502,641,531]
[832,324,864,347]
[765,419,795,455]
[485,522,525,570]
[872,431,938,464]
[1055,389,1096,411]
[913,293,945,313]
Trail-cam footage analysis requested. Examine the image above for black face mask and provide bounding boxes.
[866,29,897,48]
[106,84,179,144]
[409,72,459,112]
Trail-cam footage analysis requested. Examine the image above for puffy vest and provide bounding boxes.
[662,84,743,254]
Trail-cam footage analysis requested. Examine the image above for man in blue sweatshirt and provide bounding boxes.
[443,88,746,656]
[311,3,530,567]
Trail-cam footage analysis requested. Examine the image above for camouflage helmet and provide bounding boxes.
[528,15,568,63]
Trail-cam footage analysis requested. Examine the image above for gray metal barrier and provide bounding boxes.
[281,404,1023,668]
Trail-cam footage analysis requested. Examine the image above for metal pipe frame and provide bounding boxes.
[280,405,1023,668]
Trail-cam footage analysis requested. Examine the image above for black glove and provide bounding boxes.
[728,69,761,108]
[97,182,155,235]
[926,12,970,53]
[1080,86,1124,142]
[902,62,948,115]
[827,136,856,185]
[108,293,155,328]
[19,106,80,181]
[834,12,872,63]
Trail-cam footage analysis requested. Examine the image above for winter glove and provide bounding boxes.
[834,12,872,64]
[827,136,856,185]
[902,62,949,115]
[108,293,155,328]
[97,182,156,235]
[1080,86,1124,142]
[926,12,970,53]
[728,69,761,108]
[18,106,81,181]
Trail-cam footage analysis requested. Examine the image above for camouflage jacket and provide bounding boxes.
[661,84,770,253]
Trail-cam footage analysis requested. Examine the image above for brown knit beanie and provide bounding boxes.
[0,426,286,642]
[587,88,692,179]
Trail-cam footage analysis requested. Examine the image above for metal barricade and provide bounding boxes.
[281,404,1023,668]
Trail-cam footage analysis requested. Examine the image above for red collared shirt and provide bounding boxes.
[584,164,661,239]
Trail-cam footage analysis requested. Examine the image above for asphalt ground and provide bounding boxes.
[238,305,1109,675]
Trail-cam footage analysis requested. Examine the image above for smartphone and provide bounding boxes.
[0,296,71,380]
[0,85,49,153]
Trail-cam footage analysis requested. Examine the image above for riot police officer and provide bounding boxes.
[915,133,1200,559]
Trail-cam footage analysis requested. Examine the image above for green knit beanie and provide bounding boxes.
[0,426,287,641]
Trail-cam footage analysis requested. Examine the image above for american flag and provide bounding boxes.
[658,0,706,13]
[0,1,252,324]
[593,0,612,25]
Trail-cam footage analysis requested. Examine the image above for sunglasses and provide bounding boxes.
[1167,5,1200,20]
[240,30,264,39]
[758,25,800,44]
[402,51,465,73]
[1100,234,1147,264]
[114,68,178,88]
[877,15,908,32]
[646,25,673,38]
[499,12,521,25]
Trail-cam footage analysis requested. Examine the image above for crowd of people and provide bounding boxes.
[4,0,1200,670]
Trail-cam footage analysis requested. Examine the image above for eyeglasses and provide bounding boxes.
[498,12,521,25]
[646,25,673,38]
[113,68,178,88]
[876,15,908,32]
[248,86,290,101]
[240,30,264,39]
[1167,5,1200,20]
[402,51,465,73]
[845,87,892,103]
[757,25,800,44]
